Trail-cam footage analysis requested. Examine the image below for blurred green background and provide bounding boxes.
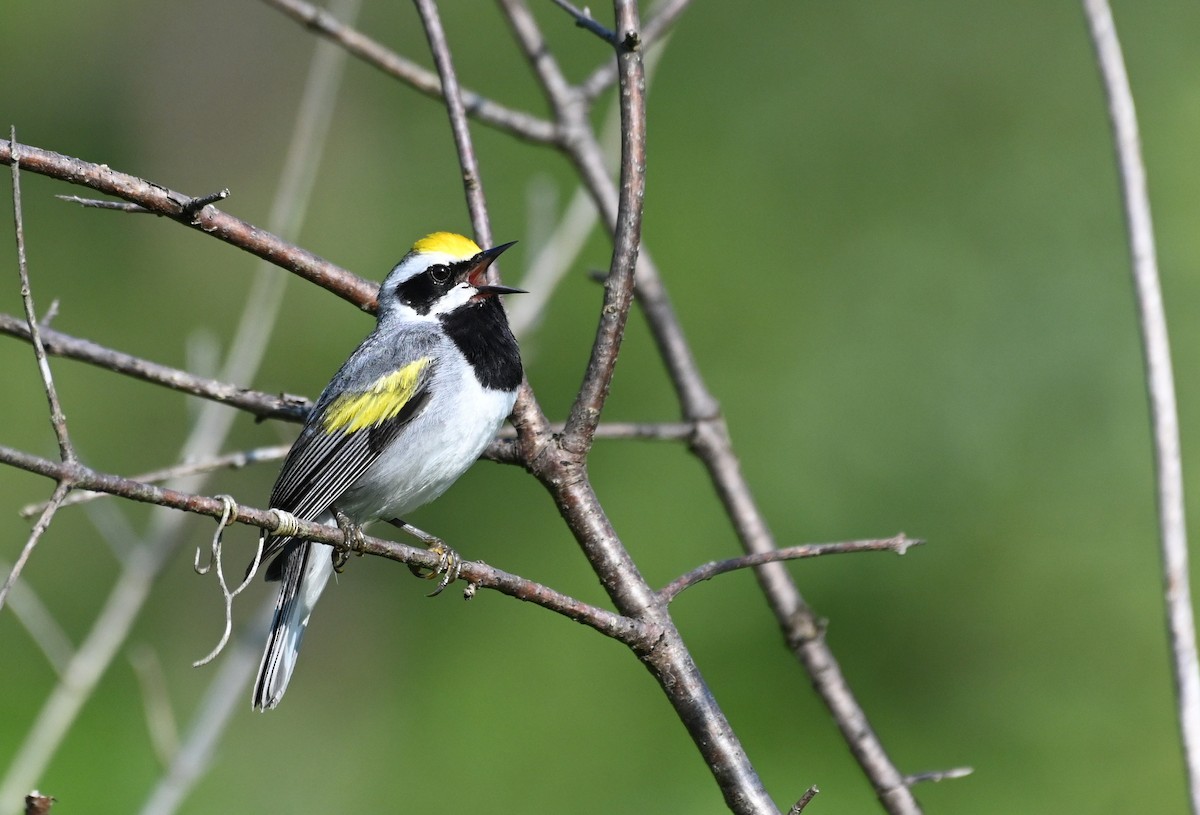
[3,1,1199,812]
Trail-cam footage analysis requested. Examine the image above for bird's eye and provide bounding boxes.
[428,264,450,284]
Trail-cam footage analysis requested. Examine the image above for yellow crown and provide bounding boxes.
[411,231,482,259]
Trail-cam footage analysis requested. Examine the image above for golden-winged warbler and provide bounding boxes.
[252,231,524,710]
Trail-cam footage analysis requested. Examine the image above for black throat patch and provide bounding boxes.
[440,297,523,391]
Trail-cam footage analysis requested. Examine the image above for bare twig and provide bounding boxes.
[0,483,71,613]
[259,0,557,144]
[11,134,72,463]
[55,194,151,212]
[413,0,495,253]
[0,445,646,644]
[904,767,974,786]
[0,140,379,312]
[1,17,360,804]
[1082,2,1200,812]
[552,0,617,43]
[509,182,600,337]
[16,420,686,518]
[20,445,293,519]
[659,536,921,603]
[578,0,692,100]
[0,133,77,612]
[788,786,820,815]
[501,0,925,805]
[0,313,312,421]
[497,3,781,811]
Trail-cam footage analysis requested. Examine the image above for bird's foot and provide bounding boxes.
[387,518,462,597]
[332,508,364,573]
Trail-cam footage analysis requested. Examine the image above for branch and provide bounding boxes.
[19,445,292,519]
[1082,3,1200,812]
[0,313,312,421]
[0,444,646,644]
[788,786,819,815]
[659,536,921,603]
[259,0,558,144]
[552,0,617,43]
[0,140,379,312]
[3,30,360,807]
[0,133,78,612]
[578,0,692,100]
[508,0,931,803]
[414,0,495,252]
[904,766,974,786]
[561,6,645,448]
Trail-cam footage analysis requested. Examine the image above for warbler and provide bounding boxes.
[251,231,524,710]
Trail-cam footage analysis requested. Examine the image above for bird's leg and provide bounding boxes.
[384,518,462,597]
[332,508,364,573]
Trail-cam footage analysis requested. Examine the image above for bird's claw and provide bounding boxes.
[408,539,461,597]
[332,508,364,574]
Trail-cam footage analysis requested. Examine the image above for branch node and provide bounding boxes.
[179,188,230,222]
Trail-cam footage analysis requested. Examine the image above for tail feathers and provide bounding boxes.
[252,539,335,710]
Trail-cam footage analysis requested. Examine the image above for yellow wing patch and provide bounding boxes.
[321,358,431,434]
[411,231,481,260]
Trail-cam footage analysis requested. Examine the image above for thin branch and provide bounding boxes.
[0,445,647,644]
[578,0,692,100]
[414,0,495,253]
[1082,2,1200,812]
[904,767,974,786]
[0,483,70,612]
[659,536,921,603]
[0,313,312,422]
[552,0,617,43]
[689,419,924,814]
[17,420,686,517]
[788,786,820,815]
[0,133,76,612]
[259,0,557,144]
[503,0,927,802]
[11,133,73,463]
[0,140,379,312]
[499,4,779,812]
[20,445,293,519]
[2,27,355,804]
[55,194,151,212]
[560,7,645,448]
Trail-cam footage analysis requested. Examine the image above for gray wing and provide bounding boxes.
[258,329,439,570]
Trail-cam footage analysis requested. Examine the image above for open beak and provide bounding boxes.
[466,241,525,295]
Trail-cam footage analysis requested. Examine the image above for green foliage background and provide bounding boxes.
[2,1,1199,812]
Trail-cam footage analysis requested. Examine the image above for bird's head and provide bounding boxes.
[379,232,524,320]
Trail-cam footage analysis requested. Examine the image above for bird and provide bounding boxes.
[250,231,524,710]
